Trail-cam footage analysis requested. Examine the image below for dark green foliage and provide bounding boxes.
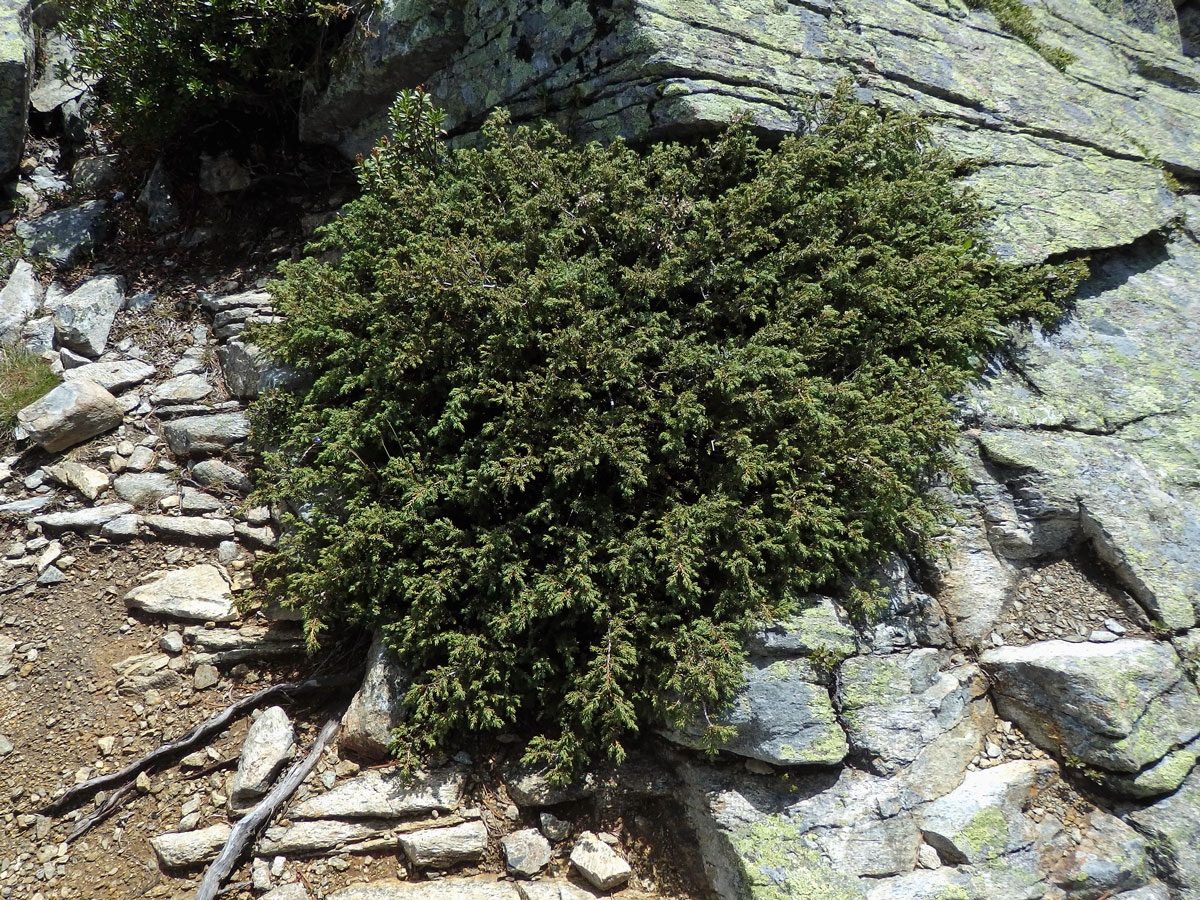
[251,87,1084,781]
[965,0,1077,70]
[58,0,353,143]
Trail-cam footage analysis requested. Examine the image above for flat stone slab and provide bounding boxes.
[398,820,488,869]
[142,515,235,543]
[290,767,464,820]
[113,473,176,506]
[32,502,132,534]
[149,824,231,869]
[124,564,236,622]
[328,881,520,900]
[64,359,155,393]
[164,412,250,457]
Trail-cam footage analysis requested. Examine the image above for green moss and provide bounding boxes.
[965,0,1077,71]
[731,820,867,900]
[957,806,1010,861]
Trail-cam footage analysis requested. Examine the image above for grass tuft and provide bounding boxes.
[0,346,59,430]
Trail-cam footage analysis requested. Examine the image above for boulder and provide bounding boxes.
[149,824,231,869]
[0,260,42,346]
[230,705,295,811]
[339,631,408,760]
[137,158,180,233]
[981,639,1200,795]
[16,201,110,269]
[163,412,250,457]
[198,152,251,194]
[665,656,848,766]
[45,276,125,358]
[124,564,236,622]
[16,379,122,452]
[569,832,631,891]
[398,820,488,869]
[748,597,858,660]
[0,0,32,176]
[289,767,464,820]
[70,154,119,194]
[63,359,154,393]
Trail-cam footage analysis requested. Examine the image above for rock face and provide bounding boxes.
[982,640,1200,796]
[0,0,32,177]
[16,379,122,452]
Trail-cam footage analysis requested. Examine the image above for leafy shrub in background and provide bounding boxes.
[251,86,1084,781]
[58,0,354,143]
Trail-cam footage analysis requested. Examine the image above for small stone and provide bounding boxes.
[36,565,66,585]
[570,831,631,891]
[97,736,115,755]
[1090,630,1119,643]
[917,842,941,869]
[1105,619,1128,635]
[502,828,552,878]
[126,445,155,472]
[539,812,571,843]
[217,540,239,563]
[193,665,219,690]
[160,631,184,654]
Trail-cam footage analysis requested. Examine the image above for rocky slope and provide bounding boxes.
[1,0,1199,899]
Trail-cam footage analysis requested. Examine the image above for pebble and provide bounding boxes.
[193,664,219,690]
[1089,630,1118,643]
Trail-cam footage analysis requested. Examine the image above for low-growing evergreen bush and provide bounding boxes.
[251,86,1083,780]
[59,0,354,143]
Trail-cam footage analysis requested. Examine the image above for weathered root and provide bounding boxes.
[194,712,342,900]
[43,673,357,817]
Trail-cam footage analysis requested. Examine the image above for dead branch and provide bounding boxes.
[66,782,137,842]
[194,712,342,900]
[43,672,358,816]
